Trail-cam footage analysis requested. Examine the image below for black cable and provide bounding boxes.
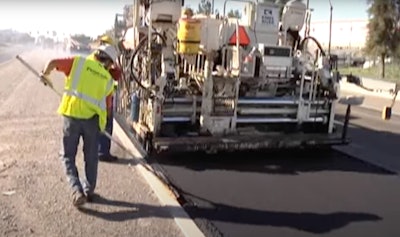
[299,36,326,56]
[127,32,167,92]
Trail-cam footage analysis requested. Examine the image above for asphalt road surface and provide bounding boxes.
[335,101,400,173]
[0,44,32,64]
[0,49,183,237]
[150,98,400,236]
[2,47,400,237]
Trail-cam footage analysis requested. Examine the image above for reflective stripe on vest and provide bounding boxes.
[63,57,114,111]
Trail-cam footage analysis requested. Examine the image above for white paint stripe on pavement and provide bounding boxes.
[112,120,206,237]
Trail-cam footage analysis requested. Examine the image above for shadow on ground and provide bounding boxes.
[109,104,397,237]
[78,194,381,234]
[151,145,394,176]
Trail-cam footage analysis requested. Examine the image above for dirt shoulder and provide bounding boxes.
[0,49,184,237]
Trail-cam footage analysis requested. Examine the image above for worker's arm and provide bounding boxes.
[42,57,74,76]
[106,94,113,117]
[105,79,115,117]
[109,64,122,81]
[105,65,121,116]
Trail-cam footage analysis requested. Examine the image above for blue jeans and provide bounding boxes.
[60,115,99,194]
[98,111,113,156]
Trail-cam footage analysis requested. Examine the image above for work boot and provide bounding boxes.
[85,192,99,203]
[99,154,118,162]
[72,190,87,207]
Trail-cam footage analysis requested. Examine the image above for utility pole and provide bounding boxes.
[304,0,310,38]
[328,0,333,55]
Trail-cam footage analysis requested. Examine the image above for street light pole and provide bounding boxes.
[328,0,333,55]
[304,0,310,38]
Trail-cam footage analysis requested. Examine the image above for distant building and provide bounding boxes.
[308,19,368,50]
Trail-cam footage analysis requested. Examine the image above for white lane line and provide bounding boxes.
[113,120,206,237]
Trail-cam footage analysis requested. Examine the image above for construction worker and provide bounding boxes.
[100,35,114,45]
[40,45,118,207]
[89,35,122,162]
[182,7,194,18]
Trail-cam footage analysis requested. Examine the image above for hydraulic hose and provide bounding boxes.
[127,32,167,92]
[299,36,326,57]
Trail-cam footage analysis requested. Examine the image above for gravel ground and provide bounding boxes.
[0,49,184,237]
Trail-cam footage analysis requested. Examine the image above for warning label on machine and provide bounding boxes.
[261,9,275,25]
[256,5,279,28]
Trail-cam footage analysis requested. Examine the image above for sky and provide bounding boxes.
[0,0,132,38]
[185,0,369,22]
[307,0,369,22]
[0,0,369,38]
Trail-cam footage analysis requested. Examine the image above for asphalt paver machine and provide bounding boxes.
[113,0,362,155]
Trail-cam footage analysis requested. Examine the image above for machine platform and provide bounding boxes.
[152,133,349,153]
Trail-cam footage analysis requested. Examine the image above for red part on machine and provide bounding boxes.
[228,26,250,46]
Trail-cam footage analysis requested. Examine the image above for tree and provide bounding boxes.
[70,34,93,45]
[364,0,400,78]
[197,0,212,15]
[227,9,241,18]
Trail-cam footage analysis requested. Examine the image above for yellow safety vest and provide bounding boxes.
[57,56,114,131]
[87,52,118,88]
[87,52,95,60]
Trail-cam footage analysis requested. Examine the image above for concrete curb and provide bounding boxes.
[360,77,396,92]
[339,82,400,116]
[112,119,206,237]
[339,81,398,100]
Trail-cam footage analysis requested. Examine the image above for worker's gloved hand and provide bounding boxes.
[39,72,49,86]
[39,72,55,88]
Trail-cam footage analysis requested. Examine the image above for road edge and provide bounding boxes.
[0,47,36,67]
[333,121,400,175]
[340,84,400,116]
[340,82,399,100]
[0,57,16,67]
[334,145,400,175]
[112,119,206,237]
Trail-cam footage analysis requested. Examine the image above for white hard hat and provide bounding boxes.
[96,44,118,64]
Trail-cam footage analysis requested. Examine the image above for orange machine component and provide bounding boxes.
[228,26,250,46]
